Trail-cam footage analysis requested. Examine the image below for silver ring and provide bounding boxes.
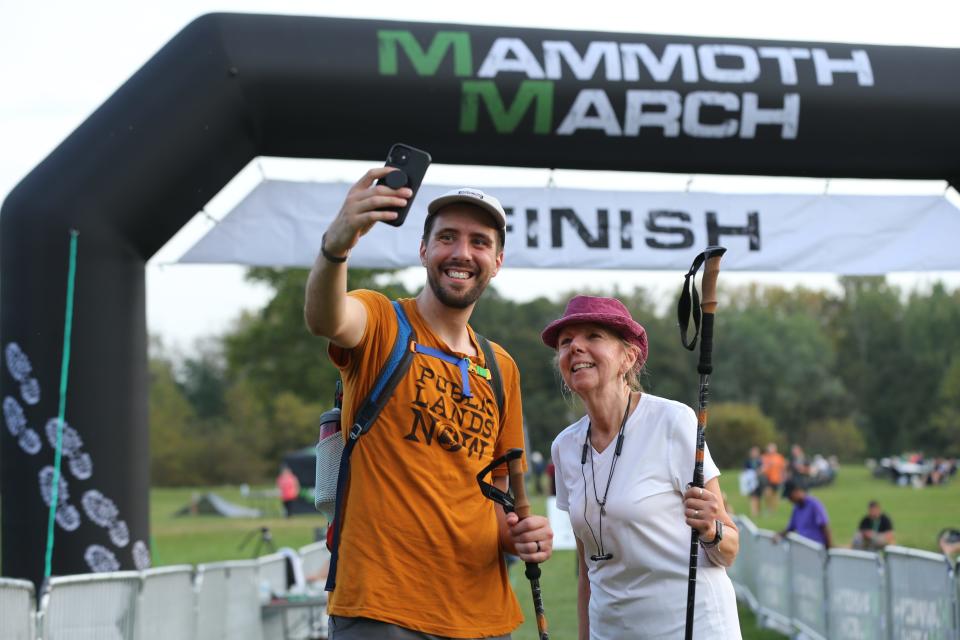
[694,509,700,518]
[699,487,704,499]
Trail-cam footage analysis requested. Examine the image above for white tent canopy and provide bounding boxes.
[179,180,960,274]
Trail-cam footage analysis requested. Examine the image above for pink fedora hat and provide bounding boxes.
[541,295,648,363]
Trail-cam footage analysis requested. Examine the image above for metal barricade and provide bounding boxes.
[786,532,828,640]
[195,560,263,640]
[752,530,793,633]
[0,577,36,640]
[885,545,959,639]
[256,553,288,597]
[826,548,887,640]
[729,515,758,610]
[298,542,329,582]
[38,571,140,640]
[138,565,195,640]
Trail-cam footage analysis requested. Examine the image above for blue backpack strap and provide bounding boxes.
[325,300,416,591]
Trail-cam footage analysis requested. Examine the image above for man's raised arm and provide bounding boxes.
[304,168,410,348]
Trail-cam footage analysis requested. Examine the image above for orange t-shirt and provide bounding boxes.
[327,291,525,637]
[762,452,787,485]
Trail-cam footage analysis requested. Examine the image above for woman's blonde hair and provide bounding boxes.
[619,337,645,392]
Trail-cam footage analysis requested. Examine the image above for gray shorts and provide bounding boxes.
[329,616,512,640]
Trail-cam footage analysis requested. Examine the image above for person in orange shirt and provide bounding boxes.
[305,169,553,639]
[761,442,787,514]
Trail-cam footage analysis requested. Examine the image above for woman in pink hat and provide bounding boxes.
[544,295,740,639]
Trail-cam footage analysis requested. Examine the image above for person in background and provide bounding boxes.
[546,457,557,496]
[761,442,787,513]
[741,445,763,518]
[851,500,895,550]
[277,465,301,518]
[938,528,960,559]
[810,454,835,486]
[530,450,546,495]
[789,444,810,485]
[776,480,832,548]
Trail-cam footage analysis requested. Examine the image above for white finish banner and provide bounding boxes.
[179,180,960,273]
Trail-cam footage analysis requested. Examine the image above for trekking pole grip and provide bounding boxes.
[506,449,530,519]
[697,246,726,375]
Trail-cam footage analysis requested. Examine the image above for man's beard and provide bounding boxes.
[426,268,488,309]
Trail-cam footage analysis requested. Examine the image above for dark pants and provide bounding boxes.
[329,616,511,640]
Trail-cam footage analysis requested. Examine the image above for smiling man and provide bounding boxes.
[304,168,553,640]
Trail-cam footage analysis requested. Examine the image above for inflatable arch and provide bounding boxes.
[3,13,960,587]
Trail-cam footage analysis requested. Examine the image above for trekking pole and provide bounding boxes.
[477,448,549,640]
[677,246,726,640]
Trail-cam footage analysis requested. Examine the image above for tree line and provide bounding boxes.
[148,270,960,485]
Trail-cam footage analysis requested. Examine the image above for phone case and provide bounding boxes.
[378,143,432,227]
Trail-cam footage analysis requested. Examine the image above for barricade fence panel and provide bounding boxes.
[752,530,793,633]
[885,545,959,639]
[0,577,35,640]
[40,572,139,640]
[730,516,759,611]
[223,561,263,640]
[787,533,828,640]
[138,565,195,640]
[298,542,329,581]
[195,562,231,640]
[826,548,887,640]
[256,553,287,597]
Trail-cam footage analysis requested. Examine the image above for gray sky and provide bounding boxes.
[3,0,959,348]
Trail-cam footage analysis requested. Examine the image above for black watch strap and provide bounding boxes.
[321,232,348,263]
[700,520,723,547]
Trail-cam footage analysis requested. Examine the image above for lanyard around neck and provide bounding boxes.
[412,342,491,399]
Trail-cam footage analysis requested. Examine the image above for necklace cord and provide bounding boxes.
[581,392,632,559]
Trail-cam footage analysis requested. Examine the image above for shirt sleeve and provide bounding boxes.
[858,517,870,530]
[552,437,569,512]
[815,500,830,527]
[880,515,893,532]
[327,289,392,371]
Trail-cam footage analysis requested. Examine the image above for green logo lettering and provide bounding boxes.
[378,30,472,76]
[460,80,554,134]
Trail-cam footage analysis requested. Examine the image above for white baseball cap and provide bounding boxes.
[427,188,507,231]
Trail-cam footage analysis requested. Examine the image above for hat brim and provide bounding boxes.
[540,312,647,352]
[427,194,506,230]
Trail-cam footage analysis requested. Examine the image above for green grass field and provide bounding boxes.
[143,464,957,639]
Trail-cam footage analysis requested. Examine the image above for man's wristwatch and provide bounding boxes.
[700,520,723,548]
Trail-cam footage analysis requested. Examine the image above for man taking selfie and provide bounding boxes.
[305,167,553,639]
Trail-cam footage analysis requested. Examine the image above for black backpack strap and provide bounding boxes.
[476,333,504,419]
[325,301,416,591]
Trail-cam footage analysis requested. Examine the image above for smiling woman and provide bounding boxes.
[544,295,742,639]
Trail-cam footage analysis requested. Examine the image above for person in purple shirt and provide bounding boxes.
[776,480,832,548]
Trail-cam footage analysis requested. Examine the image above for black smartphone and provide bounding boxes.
[377,143,432,227]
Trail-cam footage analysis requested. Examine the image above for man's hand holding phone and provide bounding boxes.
[320,167,412,262]
[321,143,431,261]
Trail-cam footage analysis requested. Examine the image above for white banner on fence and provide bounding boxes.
[546,497,577,551]
[179,181,960,274]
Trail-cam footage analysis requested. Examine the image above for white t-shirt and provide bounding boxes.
[551,393,741,640]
